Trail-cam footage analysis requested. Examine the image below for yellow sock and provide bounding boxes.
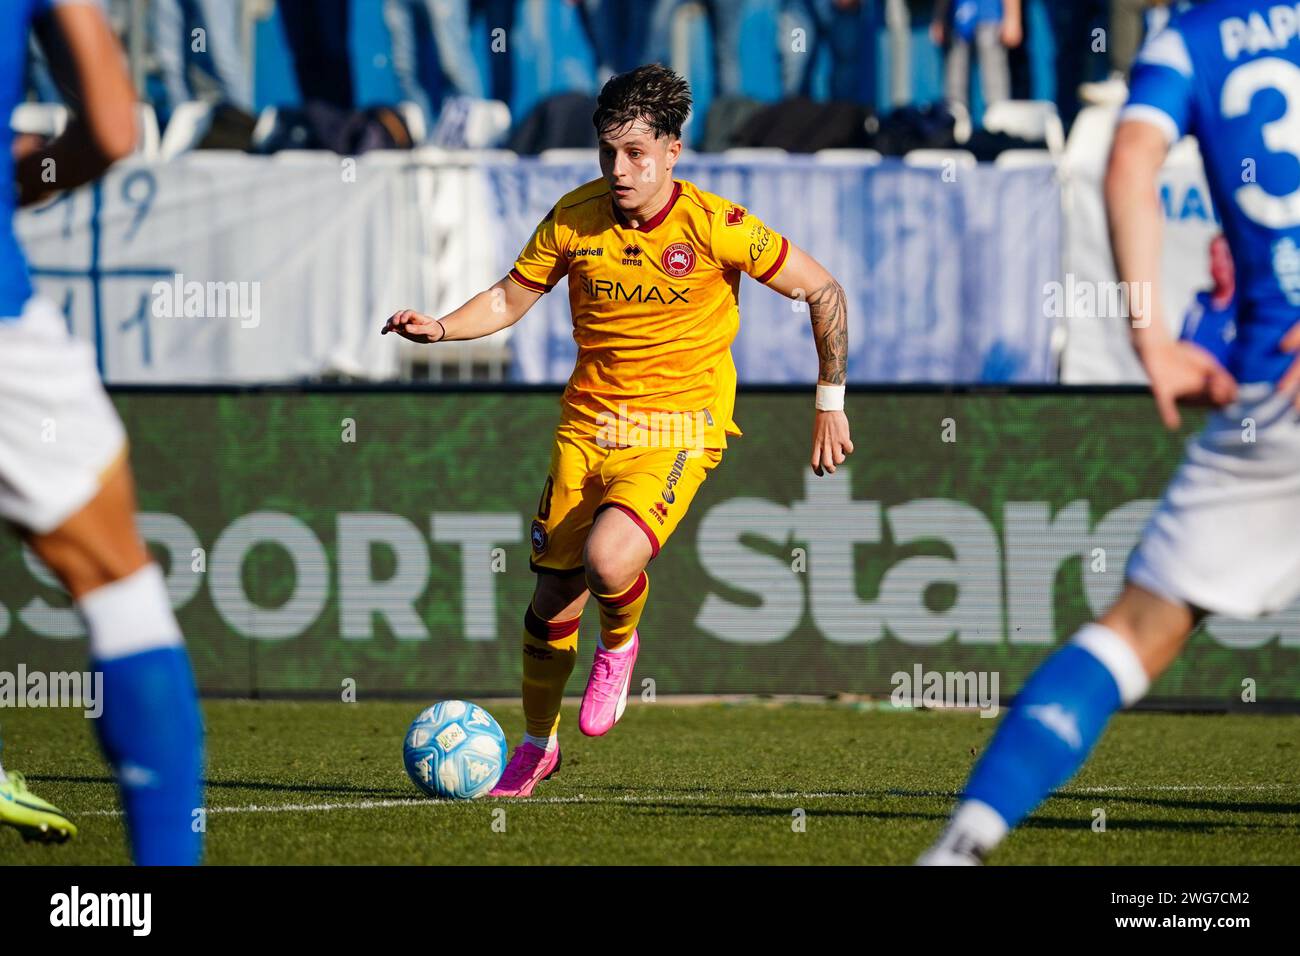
[521,604,580,739]
[591,571,649,652]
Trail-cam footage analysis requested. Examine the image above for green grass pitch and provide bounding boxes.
[2,700,1298,865]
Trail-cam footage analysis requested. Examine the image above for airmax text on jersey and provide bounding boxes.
[580,276,689,304]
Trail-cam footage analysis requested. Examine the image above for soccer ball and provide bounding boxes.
[403,700,508,800]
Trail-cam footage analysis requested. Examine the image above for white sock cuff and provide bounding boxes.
[950,799,1008,848]
[78,563,182,661]
[1072,623,1150,707]
[597,632,634,654]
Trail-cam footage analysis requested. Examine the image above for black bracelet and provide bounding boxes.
[435,319,447,343]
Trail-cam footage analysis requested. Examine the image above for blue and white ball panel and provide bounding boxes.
[0,298,127,534]
[403,700,508,800]
[1127,384,1300,619]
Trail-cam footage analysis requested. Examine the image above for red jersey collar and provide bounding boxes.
[611,181,682,233]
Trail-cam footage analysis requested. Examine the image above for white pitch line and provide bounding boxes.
[76,783,1297,818]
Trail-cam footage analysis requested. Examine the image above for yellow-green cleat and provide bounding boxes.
[0,772,77,843]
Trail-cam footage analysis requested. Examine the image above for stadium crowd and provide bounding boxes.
[22,1,1191,151]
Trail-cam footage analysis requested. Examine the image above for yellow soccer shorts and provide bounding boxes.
[528,428,723,575]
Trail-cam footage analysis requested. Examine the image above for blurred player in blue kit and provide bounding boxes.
[923,0,1300,863]
[0,0,204,864]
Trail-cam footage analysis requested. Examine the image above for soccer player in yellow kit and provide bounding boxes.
[383,65,852,796]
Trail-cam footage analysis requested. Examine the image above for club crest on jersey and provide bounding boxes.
[530,520,548,554]
[661,242,696,278]
[725,206,746,227]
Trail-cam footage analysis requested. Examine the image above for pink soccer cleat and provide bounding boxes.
[489,742,561,798]
[578,630,639,737]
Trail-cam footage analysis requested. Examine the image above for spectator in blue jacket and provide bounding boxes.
[781,0,872,103]
[384,0,518,124]
[932,0,1021,113]
[152,0,253,123]
[648,0,746,97]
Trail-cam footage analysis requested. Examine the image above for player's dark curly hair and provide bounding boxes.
[593,64,692,141]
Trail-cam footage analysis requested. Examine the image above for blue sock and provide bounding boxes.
[964,643,1125,829]
[93,647,204,865]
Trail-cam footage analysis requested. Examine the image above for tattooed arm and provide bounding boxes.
[765,244,854,475]
[806,276,849,387]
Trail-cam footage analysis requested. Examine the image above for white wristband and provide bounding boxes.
[815,384,845,411]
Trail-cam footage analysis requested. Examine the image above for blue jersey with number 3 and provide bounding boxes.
[1124,0,1300,384]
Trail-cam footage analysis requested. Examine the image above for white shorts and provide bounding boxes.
[1127,384,1300,619]
[0,297,127,535]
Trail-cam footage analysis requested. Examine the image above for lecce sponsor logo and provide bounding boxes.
[661,242,696,277]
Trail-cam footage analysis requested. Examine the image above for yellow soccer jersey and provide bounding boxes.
[509,178,790,450]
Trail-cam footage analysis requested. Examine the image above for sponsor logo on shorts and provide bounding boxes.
[661,242,696,278]
[661,449,689,504]
[530,520,548,554]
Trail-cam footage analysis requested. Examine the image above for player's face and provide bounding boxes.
[598,120,678,214]
[1209,236,1234,288]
